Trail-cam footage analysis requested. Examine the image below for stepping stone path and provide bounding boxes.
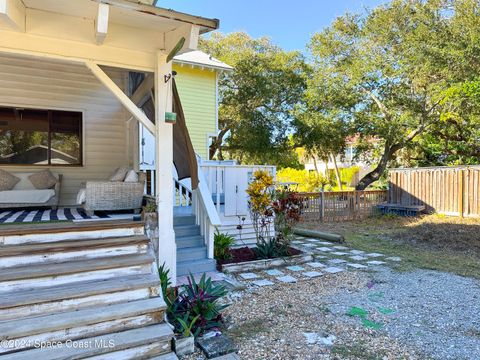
[239,272,259,280]
[324,267,344,274]
[366,252,384,258]
[328,259,347,264]
[386,256,402,261]
[350,250,365,255]
[367,260,387,265]
[252,279,274,287]
[277,275,297,283]
[347,263,368,269]
[233,235,403,288]
[350,255,367,261]
[306,262,326,268]
[286,265,305,272]
[302,271,323,278]
[317,247,333,252]
[265,269,284,276]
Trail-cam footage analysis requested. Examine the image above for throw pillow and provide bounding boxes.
[109,166,129,182]
[28,170,57,189]
[124,169,139,182]
[0,169,20,191]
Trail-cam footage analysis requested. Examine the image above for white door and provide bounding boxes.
[224,168,250,216]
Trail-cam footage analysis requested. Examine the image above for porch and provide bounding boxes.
[0,0,219,358]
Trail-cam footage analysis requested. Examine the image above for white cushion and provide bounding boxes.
[0,189,55,204]
[76,188,86,204]
[124,170,138,183]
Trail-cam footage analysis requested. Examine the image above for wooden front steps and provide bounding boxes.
[0,221,177,359]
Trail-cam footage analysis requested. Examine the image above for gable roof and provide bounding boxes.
[174,50,233,71]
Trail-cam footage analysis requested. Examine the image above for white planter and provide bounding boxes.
[173,335,195,356]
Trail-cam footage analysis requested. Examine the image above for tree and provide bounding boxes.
[305,0,480,189]
[199,32,308,167]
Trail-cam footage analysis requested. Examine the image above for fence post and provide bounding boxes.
[320,189,325,222]
[458,169,464,218]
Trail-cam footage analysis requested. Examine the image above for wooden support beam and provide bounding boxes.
[0,0,25,31]
[85,61,156,135]
[130,74,154,107]
[95,3,109,45]
[164,24,200,57]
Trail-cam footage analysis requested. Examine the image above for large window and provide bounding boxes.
[0,107,82,166]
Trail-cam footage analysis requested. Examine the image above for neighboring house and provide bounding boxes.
[0,1,221,357]
[303,136,378,187]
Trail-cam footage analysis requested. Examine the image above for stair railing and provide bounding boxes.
[174,179,192,207]
[192,166,221,259]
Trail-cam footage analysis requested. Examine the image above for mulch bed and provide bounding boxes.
[217,246,302,271]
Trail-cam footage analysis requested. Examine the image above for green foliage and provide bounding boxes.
[142,200,156,213]
[174,313,200,338]
[296,0,480,189]
[214,229,235,260]
[160,270,229,337]
[339,166,360,187]
[254,238,289,259]
[276,167,330,192]
[200,32,308,166]
[174,273,229,337]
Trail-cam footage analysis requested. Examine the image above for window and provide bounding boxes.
[0,107,82,166]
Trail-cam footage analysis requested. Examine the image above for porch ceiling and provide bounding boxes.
[21,0,219,33]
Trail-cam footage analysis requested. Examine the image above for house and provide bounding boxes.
[303,136,378,187]
[0,0,220,357]
[139,50,275,246]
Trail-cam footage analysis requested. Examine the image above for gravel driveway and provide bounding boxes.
[327,267,480,360]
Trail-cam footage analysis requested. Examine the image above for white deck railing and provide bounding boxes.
[192,166,221,259]
[200,162,276,214]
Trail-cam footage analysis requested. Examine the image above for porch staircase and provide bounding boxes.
[0,221,177,360]
[174,214,216,276]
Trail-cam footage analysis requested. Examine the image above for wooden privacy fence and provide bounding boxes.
[389,166,480,217]
[298,190,388,222]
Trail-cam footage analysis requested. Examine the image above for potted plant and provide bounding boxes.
[172,313,199,356]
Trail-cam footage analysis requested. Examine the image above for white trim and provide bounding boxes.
[215,71,219,134]
[85,61,156,135]
[0,101,86,168]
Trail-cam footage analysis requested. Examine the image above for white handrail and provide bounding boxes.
[193,165,221,259]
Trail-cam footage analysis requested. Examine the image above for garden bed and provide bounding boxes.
[218,246,312,273]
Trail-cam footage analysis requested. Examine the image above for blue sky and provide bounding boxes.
[157,0,385,51]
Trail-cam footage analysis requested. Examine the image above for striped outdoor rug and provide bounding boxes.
[0,208,110,223]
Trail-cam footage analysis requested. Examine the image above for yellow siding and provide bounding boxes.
[0,54,131,206]
[172,64,216,159]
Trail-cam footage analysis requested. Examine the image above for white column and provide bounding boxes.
[154,51,177,283]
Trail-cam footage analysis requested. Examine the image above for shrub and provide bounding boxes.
[159,270,229,338]
[174,273,229,337]
[214,229,236,260]
[247,170,275,242]
[276,167,330,192]
[254,237,290,259]
[272,189,303,243]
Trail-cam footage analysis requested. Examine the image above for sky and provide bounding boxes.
[157,0,386,51]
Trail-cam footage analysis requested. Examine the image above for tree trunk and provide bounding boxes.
[331,153,343,190]
[355,143,400,190]
[209,127,229,160]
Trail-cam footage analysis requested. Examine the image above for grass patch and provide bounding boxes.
[331,342,387,360]
[303,214,480,279]
[227,318,270,339]
[346,232,480,279]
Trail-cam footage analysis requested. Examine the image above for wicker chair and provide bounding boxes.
[84,172,146,216]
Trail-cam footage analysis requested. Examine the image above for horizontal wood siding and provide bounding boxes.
[389,166,480,217]
[0,54,130,206]
[173,65,216,159]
